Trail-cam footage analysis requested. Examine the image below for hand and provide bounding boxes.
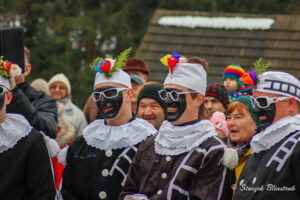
[10,77,16,90]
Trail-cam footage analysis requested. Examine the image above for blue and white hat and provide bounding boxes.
[255,71,300,102]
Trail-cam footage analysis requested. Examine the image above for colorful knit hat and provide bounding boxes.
[234,96,261,132]
[206,82,230,109]
[222,65,245,88]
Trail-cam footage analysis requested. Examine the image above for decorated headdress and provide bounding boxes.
[161,52,207,95]
[0,56,22,89]
[91,47,132,88]
[239,58,270,88]
[160,52,181,74]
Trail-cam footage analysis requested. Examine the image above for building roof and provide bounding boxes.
[135,9,300,83]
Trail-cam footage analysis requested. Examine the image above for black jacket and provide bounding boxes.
[7,82,57,138]
[0,129,57,200]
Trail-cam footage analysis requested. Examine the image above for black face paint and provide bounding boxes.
[163,88,187,122]
[253,103,276,130]
[95,86,124,119]
[0,94,5,110]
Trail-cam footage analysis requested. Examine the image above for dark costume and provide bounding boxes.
[7,82,57,138]
[120,120,229,200]
[0,114,56,200]
[61,118,156,200]
[233,115,300,199]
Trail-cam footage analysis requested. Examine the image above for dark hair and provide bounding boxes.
[187,57,208,73]
[189,90,209,119]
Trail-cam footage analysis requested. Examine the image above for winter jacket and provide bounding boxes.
[7,82,57,138]
[60,98,87,136]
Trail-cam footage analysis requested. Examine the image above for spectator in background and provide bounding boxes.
[136,82,166,130]
[31,78,50,95]
[0,58,56,199]
[210,111,229,139]
[129,73,144,113]
[205,82,229,118]
[83,95,100,124]
[123,58,150,113]
[7,46,57,139]
[49,73,87,136]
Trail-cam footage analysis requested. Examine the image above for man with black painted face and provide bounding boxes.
[233,71,300,200]
[120,59,234,200]
[61,51,157,200]
[0,58,56,199]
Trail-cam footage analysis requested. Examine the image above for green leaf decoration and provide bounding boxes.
[252,57,271,75]
[89,57,104,70]
[105,47,132,78]
[251,57,271,83]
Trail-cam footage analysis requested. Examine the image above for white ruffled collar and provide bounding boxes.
[82,118,157,150]
[154,120,217,156]
[251,114,300,154]
[0,113,32,154]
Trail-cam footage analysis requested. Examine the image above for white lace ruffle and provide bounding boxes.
[82,118,157,150]
[40,131,61,158]
[154,120,217,156]
[251,114,300,154]
[0,113,32,154]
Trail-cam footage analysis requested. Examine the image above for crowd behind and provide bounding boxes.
[1,45,300,200]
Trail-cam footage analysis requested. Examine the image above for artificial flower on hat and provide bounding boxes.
[160,52,181,74]
[239,57,270,88]
[0,56,22,78]
[89,47,132,78]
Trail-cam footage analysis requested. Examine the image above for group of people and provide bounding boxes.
[1,34,300,200]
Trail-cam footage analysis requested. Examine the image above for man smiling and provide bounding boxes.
[136,82,166,130]
[120,59,230,199]
[233,71,300,200]
[61,50,156,200]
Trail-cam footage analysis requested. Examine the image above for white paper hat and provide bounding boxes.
[0,76,10,89]
[94,69,132,89]
[164,63,207,95]
[256,71,300,102]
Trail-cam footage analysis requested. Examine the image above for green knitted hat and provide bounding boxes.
[235,96,261,132]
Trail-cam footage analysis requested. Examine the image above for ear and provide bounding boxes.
[6,92,13,105]
[287,97,298,114]
[195,94,204,107]
[24,64,31,77]
[125,89,134,103]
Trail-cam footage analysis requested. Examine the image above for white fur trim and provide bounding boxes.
[57,146,69,166]
[82,118,156,150]
[154,120,217,156]
[251,114,300,153]
[222,148,239,170]
[40,131,61,158]
[0,114,32,153]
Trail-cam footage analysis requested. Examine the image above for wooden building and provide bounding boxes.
[135,9,300,83]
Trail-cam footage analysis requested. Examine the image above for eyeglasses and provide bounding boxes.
[158,89,197,101]
[0,86,9,95]
[250,96,289,109]
[92,88,127,101]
